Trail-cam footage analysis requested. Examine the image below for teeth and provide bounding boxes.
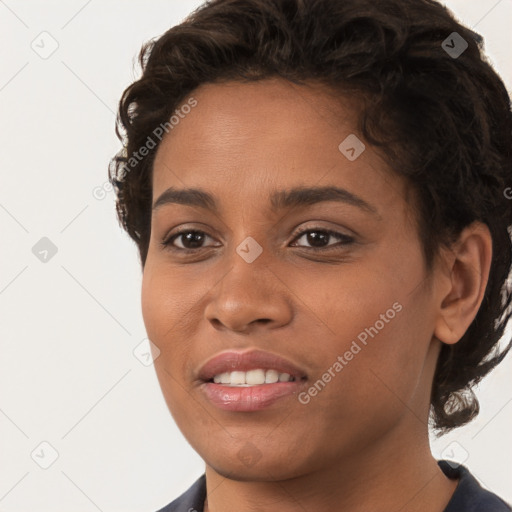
[246,369,265,385]
[265,369,279,383]
[212,369,295,386]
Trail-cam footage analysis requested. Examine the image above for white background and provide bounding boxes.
[0,1,511,511]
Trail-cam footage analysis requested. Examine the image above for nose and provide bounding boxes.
[204,256,294,334]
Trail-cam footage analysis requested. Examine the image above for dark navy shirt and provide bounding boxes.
[156,460,511,511]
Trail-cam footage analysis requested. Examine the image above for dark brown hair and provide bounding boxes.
[109,0,512,433]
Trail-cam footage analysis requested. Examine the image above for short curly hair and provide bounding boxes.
[109,0,512,433]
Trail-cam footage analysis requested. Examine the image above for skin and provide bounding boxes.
[141,78,492,512]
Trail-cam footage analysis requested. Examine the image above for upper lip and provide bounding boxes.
[197,349,308,382]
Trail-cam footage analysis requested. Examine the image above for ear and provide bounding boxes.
[433,221,493,345]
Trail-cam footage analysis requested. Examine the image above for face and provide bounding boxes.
[141,78,442,480]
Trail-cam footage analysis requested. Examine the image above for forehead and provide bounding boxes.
[155,78,358,157]
[151,78,405,217]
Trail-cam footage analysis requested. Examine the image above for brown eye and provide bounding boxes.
[291,228,355,250]
[162,230,216,251]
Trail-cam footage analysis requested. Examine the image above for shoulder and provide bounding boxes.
[439,460,511,512]
[155,474,206,512]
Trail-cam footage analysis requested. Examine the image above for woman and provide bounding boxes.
[109,0,512,510]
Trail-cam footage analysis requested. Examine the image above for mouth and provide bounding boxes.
[197,348,307,383]
[197,349,308,411]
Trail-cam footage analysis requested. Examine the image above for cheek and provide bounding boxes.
[140,264,191,387]
[295,260,405,349]
[299,311,428,460]
[141,267,168,343]
[320,286,433,432]
[140,262,197,342]
[300,249,432,416]
[141,261,211,383]
[141,265,198,422]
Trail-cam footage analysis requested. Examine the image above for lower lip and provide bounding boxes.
[200,381,306,411]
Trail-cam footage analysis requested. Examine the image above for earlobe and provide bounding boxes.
[433,222,493,346]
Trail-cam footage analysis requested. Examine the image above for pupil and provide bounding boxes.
[183,232,204,248]
[307,231,328,247]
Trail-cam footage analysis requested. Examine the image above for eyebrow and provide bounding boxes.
[152,185,380,218]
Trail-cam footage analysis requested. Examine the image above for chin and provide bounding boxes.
[203,446,308,481]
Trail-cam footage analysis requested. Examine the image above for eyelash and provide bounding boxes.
[160,227,355,253]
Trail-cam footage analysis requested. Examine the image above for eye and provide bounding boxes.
[161,227,355,253]
[161,229,217,251]
[290,228,355,250]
